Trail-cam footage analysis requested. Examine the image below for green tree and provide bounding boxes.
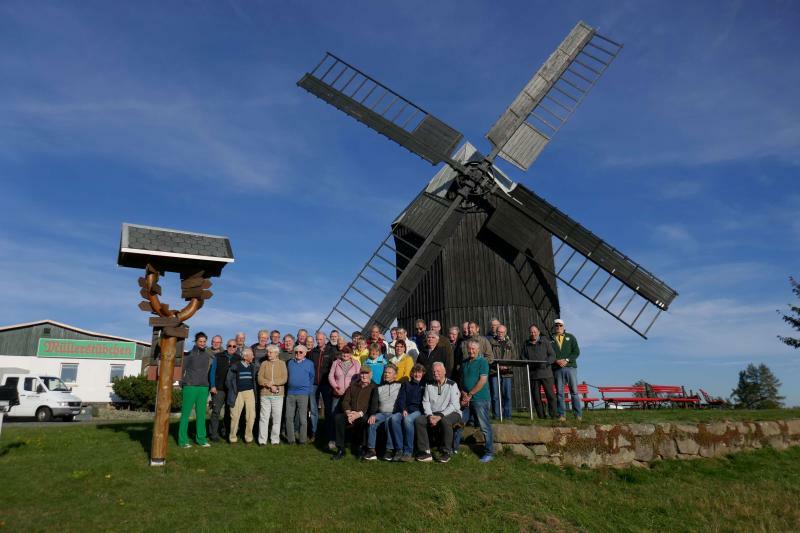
[731,363,784,409]
[778,276,800,349]
[633,379,652,398]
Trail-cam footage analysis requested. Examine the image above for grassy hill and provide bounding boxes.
[1,411,799,531]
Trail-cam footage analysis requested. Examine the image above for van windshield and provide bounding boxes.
[41,377,70,392]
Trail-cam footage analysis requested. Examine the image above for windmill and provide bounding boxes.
[297,21,678,351]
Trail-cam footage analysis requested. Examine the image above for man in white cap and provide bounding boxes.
[552,318,581,422]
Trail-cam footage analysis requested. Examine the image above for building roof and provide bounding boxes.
[0,320,150,346]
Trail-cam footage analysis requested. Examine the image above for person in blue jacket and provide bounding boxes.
[390,364,427,462]
[285,345,315,444]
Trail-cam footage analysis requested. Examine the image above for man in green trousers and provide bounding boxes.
[178,331,214,448]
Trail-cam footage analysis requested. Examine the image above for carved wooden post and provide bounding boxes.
[151,334,177,462]
[117,223,234,466]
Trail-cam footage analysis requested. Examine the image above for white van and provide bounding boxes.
[0,368,83,421]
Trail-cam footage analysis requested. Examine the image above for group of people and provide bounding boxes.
[177,318,581,463]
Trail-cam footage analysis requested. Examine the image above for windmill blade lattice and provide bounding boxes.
[488,185,678,337]
[486,21,623,171]
[298,53,464,166]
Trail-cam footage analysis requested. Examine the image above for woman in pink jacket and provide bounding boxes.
[328,345,361,437]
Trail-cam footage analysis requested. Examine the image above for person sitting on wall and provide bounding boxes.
[364,364,402,461]
[331,367,377,461]
[414,362,461,463]
[390,363,426,462]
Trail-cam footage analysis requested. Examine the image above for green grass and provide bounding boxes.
[1,413,799,532]
[501,407,800,426]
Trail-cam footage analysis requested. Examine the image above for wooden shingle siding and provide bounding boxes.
[395,194,560,353]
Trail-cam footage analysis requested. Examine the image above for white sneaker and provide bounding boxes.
[328,441,337,451]
[182,443,192,449]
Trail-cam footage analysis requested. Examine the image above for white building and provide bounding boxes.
[0,320,149,403]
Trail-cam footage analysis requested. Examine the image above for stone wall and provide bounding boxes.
[466,419,800,468]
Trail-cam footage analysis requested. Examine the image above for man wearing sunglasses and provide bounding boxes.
[208,339,240,442]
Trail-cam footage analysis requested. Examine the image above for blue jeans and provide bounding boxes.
[391,410,422,455]
[367,412,396,450]
[489,375,513,418]
[555,366,582,418]
[454,399,493,455]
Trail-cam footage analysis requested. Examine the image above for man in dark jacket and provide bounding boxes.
[429,320,454,376]
[416,332,451,381]
[521,325,557,419]
[178,332,214,448]
[331,367,377,460]
[208,338,239,441]
[308,331,336,442]
[447,326,464,383]
[489,324,517,419]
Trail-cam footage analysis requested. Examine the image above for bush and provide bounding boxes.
[112,375,182,411]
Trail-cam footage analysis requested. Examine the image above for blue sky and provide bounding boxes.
[1,1,799,404]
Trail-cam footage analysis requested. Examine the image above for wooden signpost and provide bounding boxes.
[117,223,233,466]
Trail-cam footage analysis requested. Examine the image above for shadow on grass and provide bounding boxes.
[96,421,181,454]
[0,440,26,457]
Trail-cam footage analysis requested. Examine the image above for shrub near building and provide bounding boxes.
[112,375,182,411]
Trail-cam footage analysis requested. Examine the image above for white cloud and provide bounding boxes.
[658,179,705,199]
[653,224,697,250]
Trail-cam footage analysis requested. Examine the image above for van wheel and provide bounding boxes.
[35,407,53,422]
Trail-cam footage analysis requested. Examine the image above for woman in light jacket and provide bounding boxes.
[328,345,361,416]
[257,345,287,445]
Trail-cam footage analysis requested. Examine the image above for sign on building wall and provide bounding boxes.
[36,338,137,360]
